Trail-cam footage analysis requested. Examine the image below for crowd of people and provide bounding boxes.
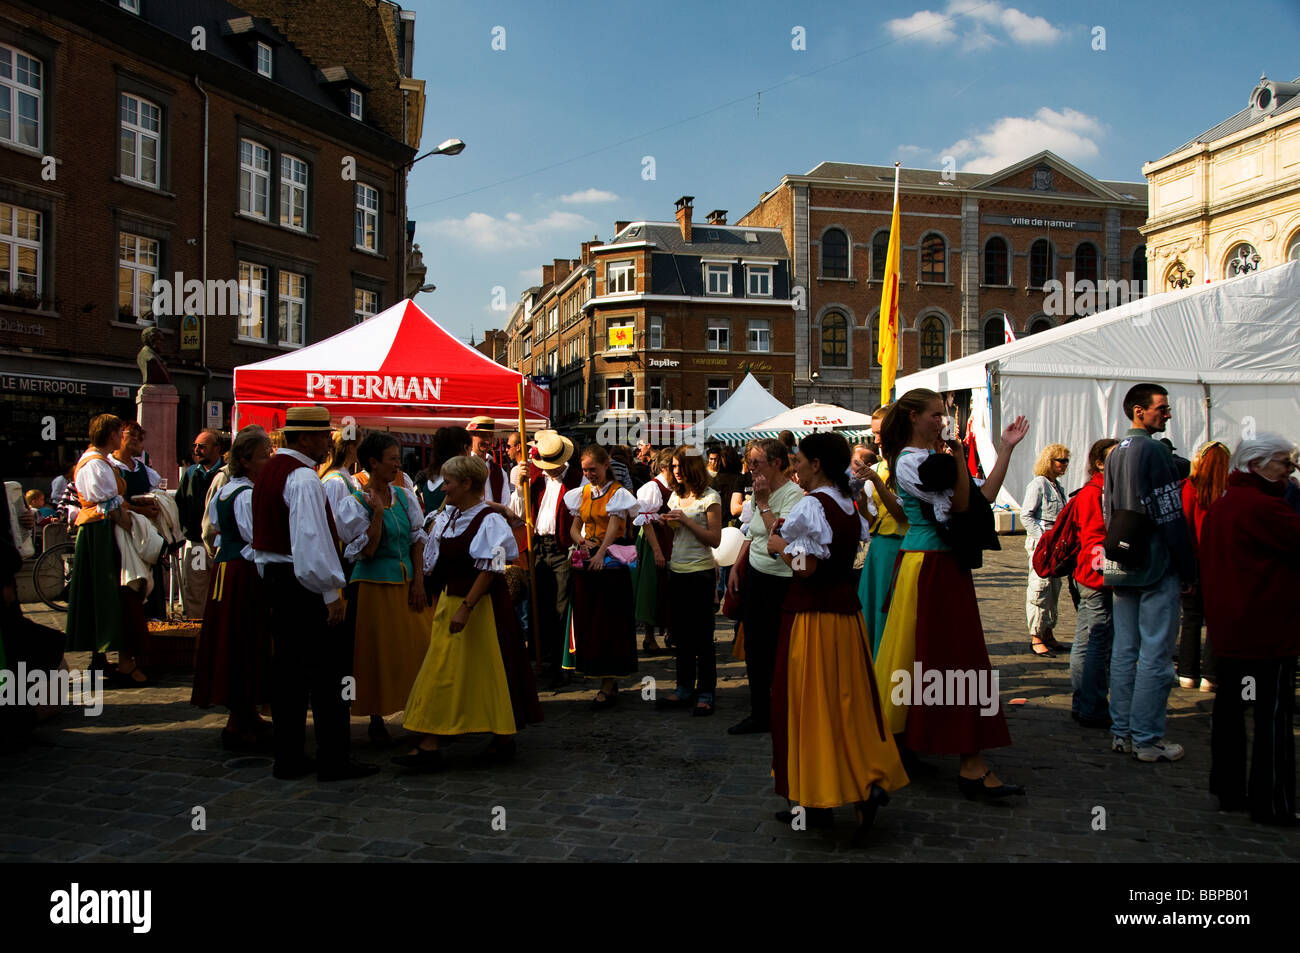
[3,380,1298,841]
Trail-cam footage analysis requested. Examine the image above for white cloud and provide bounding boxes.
[886,2,1062,48]
[517,266,542,286]
[426,209,594,251]
[944,107,1103,173]
[559,188,619,204]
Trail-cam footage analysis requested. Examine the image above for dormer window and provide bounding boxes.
[349,88,363,120]
[704,263,731,296]
[257,42,273,78]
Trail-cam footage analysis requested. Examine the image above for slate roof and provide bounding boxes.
[610,222,790,259]
[1163,75,1300,157]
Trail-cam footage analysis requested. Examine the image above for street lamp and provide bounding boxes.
[418,283,436,293]
[410,137,466,166]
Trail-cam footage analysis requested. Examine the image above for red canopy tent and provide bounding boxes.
[232,299,549,432]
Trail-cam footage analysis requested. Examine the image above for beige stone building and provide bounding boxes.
[1143,73,1300,288]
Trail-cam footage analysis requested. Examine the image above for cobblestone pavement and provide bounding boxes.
[2,543,1295,863]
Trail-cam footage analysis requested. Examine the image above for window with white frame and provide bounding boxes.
[256,42,273,78]
[0,202,41,296]
[607,259,634,294]
[239,139,271,219]
[704,263,731,295]
[279,154,308,230]
[706,379,730,411]
[522,335,531,357]
[119,92,161,187]
[548,306,558,335]
[0,44,43,150]
[354,183,379,250]
[349,89,363,120]
[707,318,729,352]
[607,317,634,350]
[607,378,634,411]
[648,314,663,350]
[117,232,158,322]
[353,288,377,324]
[747,319,770,353]
[238,261,269,341]
[278,270,305,347]
[119,0,140,12]
[746,265,772,297]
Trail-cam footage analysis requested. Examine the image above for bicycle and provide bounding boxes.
[32,523,76,612]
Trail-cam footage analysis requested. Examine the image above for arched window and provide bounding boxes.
[871,230,889,281]
[983,314,1007,351]
[1131,245,1147,285]
[1224,242,1260,278]
[1289,232,1300,262]
[920,233,946,282]
[1029,239,1054,288]
[821,228,848,278]
[1074,242,1098,283]
[918,315,945,368]
[1029,315,1054,335]
[983,237,1009,285]
[821,311,848,366]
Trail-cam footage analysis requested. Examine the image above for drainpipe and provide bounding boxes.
[193,75,209,424]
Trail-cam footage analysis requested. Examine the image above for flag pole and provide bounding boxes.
[877,161,902,406]
[516,380,542,663]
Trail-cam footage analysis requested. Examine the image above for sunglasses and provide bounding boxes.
[1052,458,1070,463]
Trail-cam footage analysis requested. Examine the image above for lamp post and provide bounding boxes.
[403,137,464,303]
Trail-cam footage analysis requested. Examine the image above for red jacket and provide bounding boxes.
[1200,470,1300,659]
[1072,471,1106,590]
[1181,479,1210,547]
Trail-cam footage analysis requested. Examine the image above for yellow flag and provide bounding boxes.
[877,164,901,405]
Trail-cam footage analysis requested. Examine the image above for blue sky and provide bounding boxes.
[403,0,1300,343]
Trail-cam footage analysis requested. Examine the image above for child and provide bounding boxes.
[25,489,56,523]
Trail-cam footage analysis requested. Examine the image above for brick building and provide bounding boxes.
[507,196,795,442]
[0,0,425,481]
[737,151,1149,411]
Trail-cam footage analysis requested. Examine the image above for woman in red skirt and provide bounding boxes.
[191,425,274,750]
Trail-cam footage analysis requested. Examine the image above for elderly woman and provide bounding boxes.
[1200,433,1300,826]
[1021,442,1071,655]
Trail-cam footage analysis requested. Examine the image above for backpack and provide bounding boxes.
[1032,491,1081,578]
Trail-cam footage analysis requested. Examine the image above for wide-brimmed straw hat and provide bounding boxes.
[281,405,332,433]
[531,430,574,471]
[466,415,496,434]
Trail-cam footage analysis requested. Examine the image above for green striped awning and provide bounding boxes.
[707,428,872,447]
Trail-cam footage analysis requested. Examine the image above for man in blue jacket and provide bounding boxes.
[1103,383,1195,763]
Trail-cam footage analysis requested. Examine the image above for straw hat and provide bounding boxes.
[531,430,574,471]
[280,405,332,433]
[466,415,496,434]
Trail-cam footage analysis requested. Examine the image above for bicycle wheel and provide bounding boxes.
[33,541,76,612]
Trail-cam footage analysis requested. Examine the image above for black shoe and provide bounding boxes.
[272,756,317,780]
[591,689,619,710]
[851,786,891,848]
[391,747,445,772]
[957,771,1026,801]
[368,720,394,747]
[318,758,380,782]
[727,716,769,736]
[774,806,834,828]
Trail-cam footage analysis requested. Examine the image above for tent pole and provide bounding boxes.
[517,381,542,664]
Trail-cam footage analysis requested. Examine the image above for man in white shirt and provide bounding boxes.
[468,415,513,507]
[251,406,376,782]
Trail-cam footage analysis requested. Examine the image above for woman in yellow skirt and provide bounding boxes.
[766,432,908,847]
[394,454,521,771]
[335,432,433,746]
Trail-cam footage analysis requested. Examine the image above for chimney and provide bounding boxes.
[542,264,554,286]
[614,221,631,236]
[675,196,694,242]
[553,258,570,283]
[706,209,727,226]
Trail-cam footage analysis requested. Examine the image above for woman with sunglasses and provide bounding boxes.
[1022,443,1071,656]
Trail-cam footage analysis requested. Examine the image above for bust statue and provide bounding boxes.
[137,326,172,385]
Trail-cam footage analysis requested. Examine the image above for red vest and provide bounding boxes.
[784,493,862,616]
[252,452,311,554]
[528,465,583,540]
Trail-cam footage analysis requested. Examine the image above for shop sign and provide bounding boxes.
[181,314,200,351]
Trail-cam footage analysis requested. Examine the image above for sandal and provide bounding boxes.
[592,689,619,710]
[692,693,715,717]
[109,662,153,687]
[1030,639,1054,657]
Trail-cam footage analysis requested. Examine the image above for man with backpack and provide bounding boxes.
[1102,383,1196,763]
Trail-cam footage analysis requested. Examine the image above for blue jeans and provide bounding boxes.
[1109,573,1181,746]
[1070,583,1112,721]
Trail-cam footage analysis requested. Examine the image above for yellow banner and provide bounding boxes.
[608,324,634,349]
[877,177,900,404]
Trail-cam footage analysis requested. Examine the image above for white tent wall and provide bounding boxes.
[896,261,1300,509]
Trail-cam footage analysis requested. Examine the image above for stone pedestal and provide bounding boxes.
[137,383,180,488]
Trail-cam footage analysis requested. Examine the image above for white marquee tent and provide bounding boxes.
[895,260,1300,507]
[700,373,791,444]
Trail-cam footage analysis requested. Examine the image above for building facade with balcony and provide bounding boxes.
[737,151,1148,411]
[508,197,795,442]
[0,0,424,480]
[1142,72,1300,291]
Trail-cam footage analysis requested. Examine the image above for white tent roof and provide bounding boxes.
[700,372,790,432]
[897,260,1300,394]
[751,401,876,431]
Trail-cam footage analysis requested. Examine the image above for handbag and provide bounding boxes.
[721,552,748,620]
[1103,508,1154,567]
